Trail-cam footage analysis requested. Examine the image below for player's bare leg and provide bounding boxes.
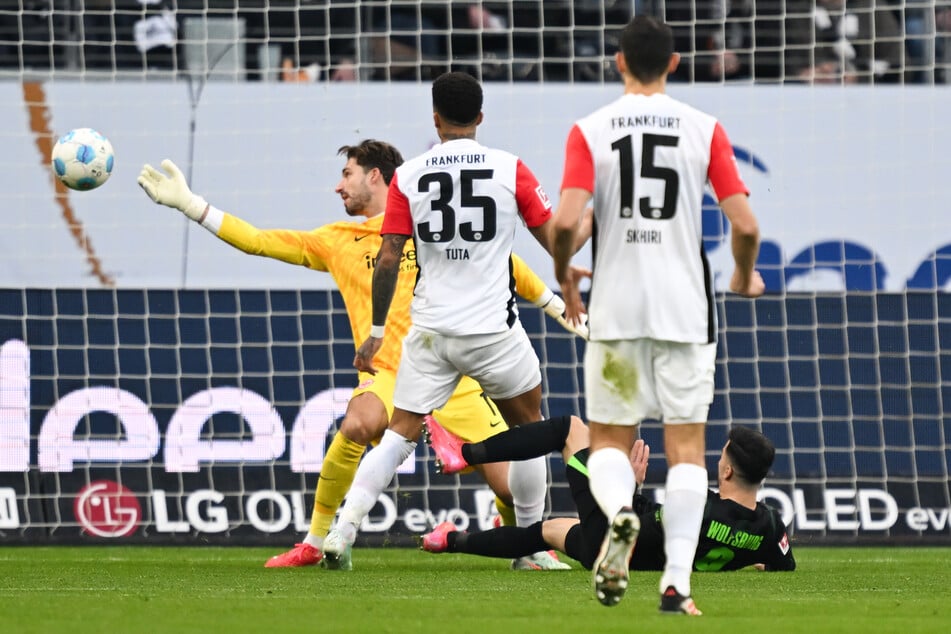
[492,386,570,570]
[492,386,547,527]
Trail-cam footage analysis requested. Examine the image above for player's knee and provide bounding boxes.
[389,409,426,441]
[494,390,542,427]
[562,415,589,454]
[339,413,387,445]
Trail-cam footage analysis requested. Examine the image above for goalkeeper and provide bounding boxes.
[421,415,796,573]
[137,139,588,572]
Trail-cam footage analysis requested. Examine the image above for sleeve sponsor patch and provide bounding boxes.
[778,532,790,555]
[535,184,552,209]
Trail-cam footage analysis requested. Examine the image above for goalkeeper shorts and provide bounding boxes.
[352,370,507,443]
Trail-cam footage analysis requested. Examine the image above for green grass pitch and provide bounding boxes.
[1,546,947,633]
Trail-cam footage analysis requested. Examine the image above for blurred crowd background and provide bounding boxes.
[2,1,949,84]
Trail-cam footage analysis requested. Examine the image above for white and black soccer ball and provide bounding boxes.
[51,128,115,191]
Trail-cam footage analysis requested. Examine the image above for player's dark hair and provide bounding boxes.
[726,426,775,485]
[432,72,483,126]
[618,15,675,84]
[337,139,404,185]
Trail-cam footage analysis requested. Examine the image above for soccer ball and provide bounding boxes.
[51,128,115,191]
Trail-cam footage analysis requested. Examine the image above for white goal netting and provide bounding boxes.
[1,1,950,545]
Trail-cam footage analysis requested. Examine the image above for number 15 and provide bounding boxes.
[611,133,680,220]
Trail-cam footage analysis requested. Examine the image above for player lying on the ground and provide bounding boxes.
[421,415,795,573]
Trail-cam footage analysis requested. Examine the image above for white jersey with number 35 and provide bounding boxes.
[384,138,552,336]
[562,93,748,344]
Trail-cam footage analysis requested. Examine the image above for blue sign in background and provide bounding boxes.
[1,289,949,543]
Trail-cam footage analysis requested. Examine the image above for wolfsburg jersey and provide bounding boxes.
[215,212,551,372]
[383,138,553,336]
[632,490,795,572]
[562,93,748,343]
[630,491,796,572]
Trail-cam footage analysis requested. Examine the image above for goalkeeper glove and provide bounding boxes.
[137,159,209,222]
[537,291,588,340]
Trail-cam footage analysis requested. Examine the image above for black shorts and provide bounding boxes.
[563,448,607,570]
[563,448,665,572]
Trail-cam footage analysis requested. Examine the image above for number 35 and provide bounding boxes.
[416,169,498,243]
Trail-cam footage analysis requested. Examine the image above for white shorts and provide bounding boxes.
[393,322,542,414]
[584,339,717,426]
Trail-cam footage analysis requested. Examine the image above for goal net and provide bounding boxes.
[1,1,949,546]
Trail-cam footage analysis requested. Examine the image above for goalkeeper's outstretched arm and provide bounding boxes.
[137,159,327,269]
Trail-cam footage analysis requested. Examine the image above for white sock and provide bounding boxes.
[336,429,416,541]
[659,463,708,596]
[587,447,636,520]
[508,455,547,526]
[303,534,324,549]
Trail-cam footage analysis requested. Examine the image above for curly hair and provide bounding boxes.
[337,139,404,185]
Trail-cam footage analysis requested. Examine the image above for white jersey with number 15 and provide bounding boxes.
[383,138,552,336]
[562,92,749,344]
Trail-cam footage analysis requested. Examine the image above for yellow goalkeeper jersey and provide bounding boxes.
[215,212,550,374]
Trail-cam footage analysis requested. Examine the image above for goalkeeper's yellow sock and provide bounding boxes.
[495,495,517,527]
[305,433,365,546]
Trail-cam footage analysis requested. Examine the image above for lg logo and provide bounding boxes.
[73,480,141,538]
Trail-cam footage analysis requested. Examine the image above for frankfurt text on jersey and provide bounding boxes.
[425,153,487,167]
[611,115,681,130]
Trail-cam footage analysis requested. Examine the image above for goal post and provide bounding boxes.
[1,1,950,545]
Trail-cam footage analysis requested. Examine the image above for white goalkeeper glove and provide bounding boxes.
[137,159,209,222]
[536,290,588,340]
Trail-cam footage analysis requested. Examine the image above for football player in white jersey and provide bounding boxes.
[552,16,765,615]
[323,71,580,571]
